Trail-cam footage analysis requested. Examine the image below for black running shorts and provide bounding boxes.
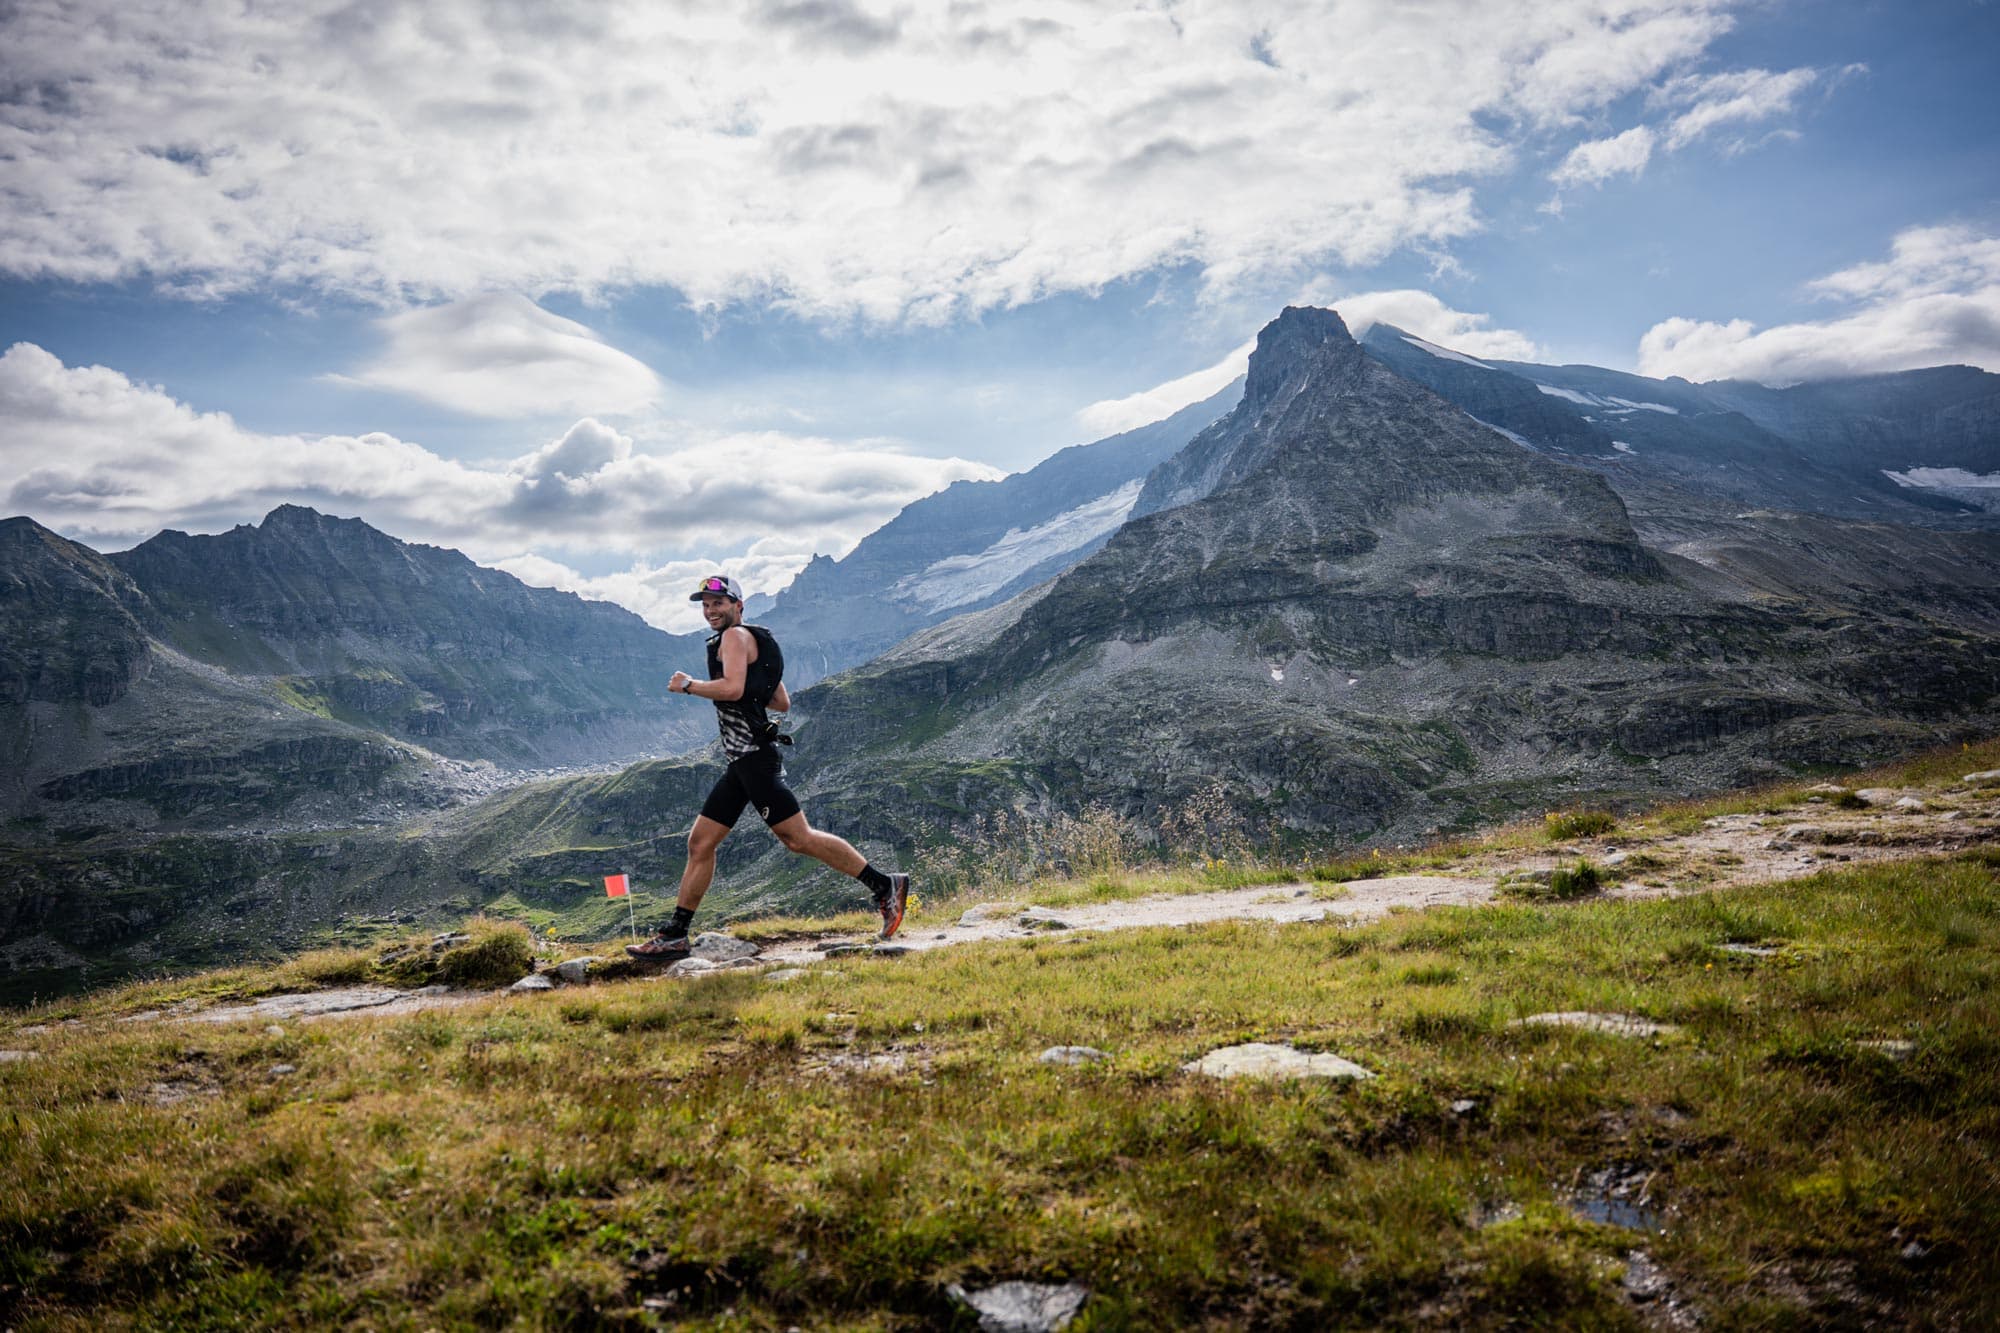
[697,746,803,829]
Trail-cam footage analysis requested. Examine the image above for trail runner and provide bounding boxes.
[627,575,911,962]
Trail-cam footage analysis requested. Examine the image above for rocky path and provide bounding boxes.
[60,771,2000,1028]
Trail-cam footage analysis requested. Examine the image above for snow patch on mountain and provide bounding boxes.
[890,480,1145,612]
[1884,467,2000,513]
[1400,335,1490,368]
[1469,416,1538,450]
[1613,441,1637,454]
[1533,384,1679,415]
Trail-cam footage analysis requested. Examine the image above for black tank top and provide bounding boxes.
[707,624,784,759]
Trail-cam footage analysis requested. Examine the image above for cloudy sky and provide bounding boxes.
[3,0,1995,631]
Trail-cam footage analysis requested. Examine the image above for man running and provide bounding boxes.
[627,575,911,962]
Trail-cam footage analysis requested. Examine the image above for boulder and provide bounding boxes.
[763,967,811,983]
[553,956,600,984]
[665,957,720,979]
[958,902,1025,926]
[509,973,555,992]
[691,932,760,963]
[1960,769,2000,788]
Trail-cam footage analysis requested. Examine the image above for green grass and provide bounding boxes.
[4,853,1997,1327]
[1501,859,1606,903]
[1543,809,1618,841]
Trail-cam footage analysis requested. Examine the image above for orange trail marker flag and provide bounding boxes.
[604,872,636,938]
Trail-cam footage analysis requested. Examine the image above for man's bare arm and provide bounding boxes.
[672,626,752,701]
[769,682,790,713]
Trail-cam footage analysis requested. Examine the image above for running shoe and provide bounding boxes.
[625,933,691,962]
[876,873,910,939]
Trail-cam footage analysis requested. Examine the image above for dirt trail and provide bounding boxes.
[65,774,2000,1027]
[759,776,1998,965]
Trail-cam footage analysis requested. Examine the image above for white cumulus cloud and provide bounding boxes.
[1635,224,2000,384]
[1548,61,1847,193]
[1076,340,1254,437]
[1326,290,1541,360]
[1655,64,1844,150]
[0,0,1758,323]
[334,294,662,418]
[0,344,999,609]
[1549,126,1656,188]
[490,540,821,634]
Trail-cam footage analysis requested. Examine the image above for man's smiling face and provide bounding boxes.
[699,592,741,630]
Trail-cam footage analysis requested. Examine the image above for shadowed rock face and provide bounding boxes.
[0,518,156,707]
[783,307,2000,846]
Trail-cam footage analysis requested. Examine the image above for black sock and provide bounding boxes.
[666,905,696,938]
[857,863,892,897]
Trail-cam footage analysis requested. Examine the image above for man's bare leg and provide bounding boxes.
[769,812,910,938]
[628,816,731,958]
[677,815,732,911]
[768,811,865,875]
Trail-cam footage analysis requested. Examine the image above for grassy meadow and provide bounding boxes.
[4,739,1999,1328]
[3,850,1997,1328]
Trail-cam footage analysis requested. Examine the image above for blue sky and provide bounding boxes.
[2,0,1995,631]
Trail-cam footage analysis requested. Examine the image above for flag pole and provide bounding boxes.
[624,865,637,941]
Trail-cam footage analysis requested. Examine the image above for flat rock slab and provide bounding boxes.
[1040,1045,1111,1065]
[1858,1038,1917,1062]
[0,1049,40,1062]
[1718,943,1780,957]
[1184,1041,1373,1080]
[748,877,1496,970]
[664,957,720,978]
[511,973,557,992]
[763,967,811,983]
[1512,1012,1678,1039]
[182,985,464,1024]
[947,1281,1089,1333]
[1961,769,2000,788]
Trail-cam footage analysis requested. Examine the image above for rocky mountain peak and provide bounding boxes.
[1241,305,1362,413]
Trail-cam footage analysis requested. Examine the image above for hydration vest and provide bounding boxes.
[707,624,789,756]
